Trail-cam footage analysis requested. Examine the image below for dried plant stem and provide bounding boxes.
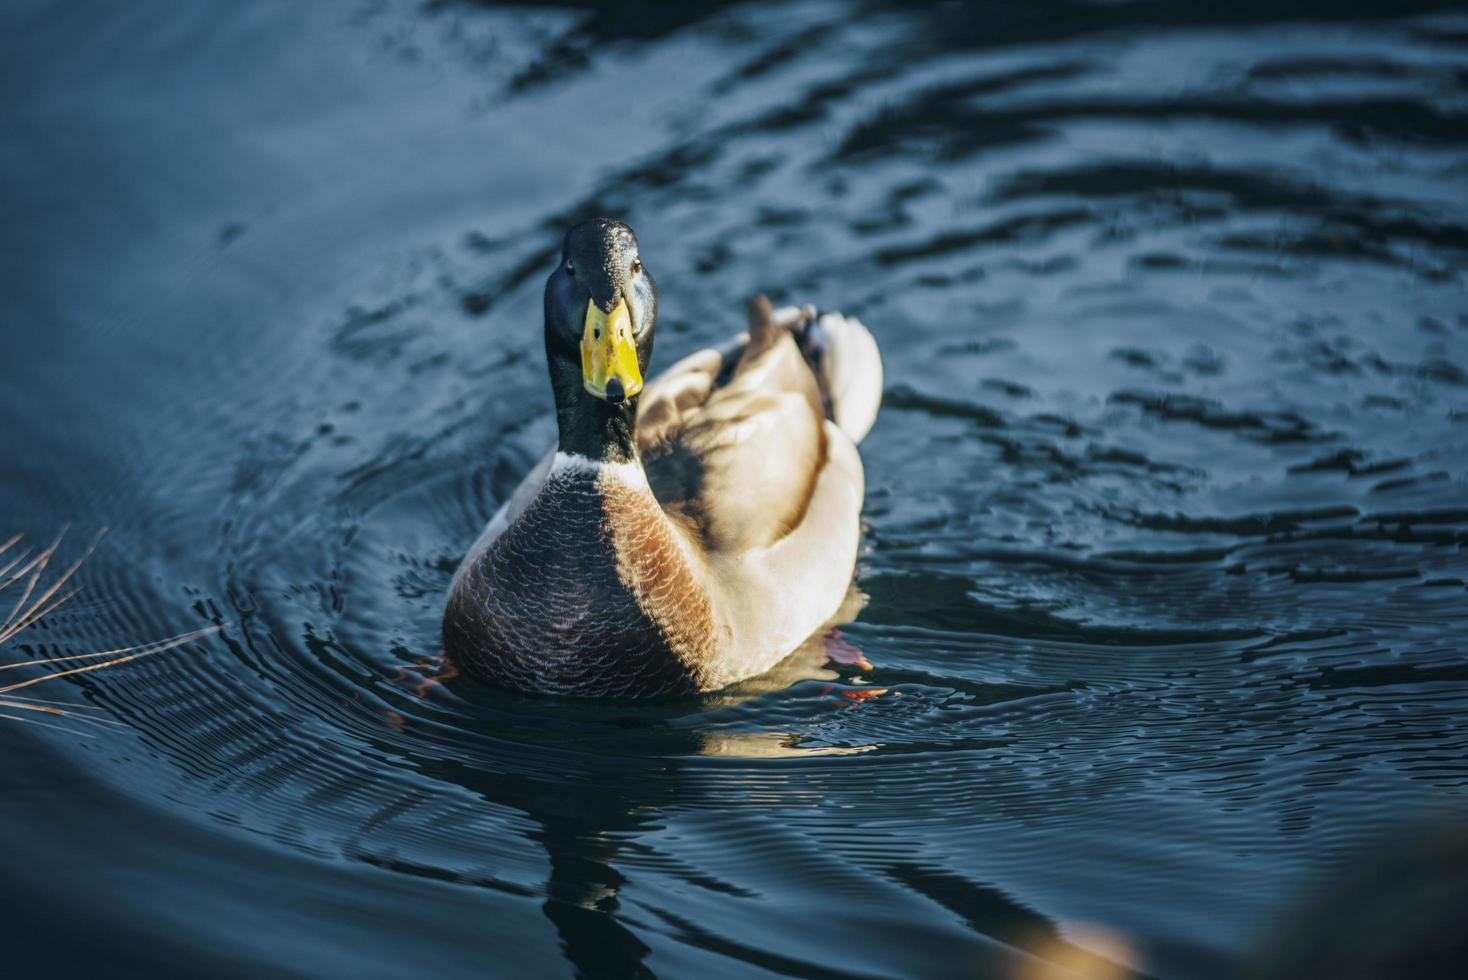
[0,532,220,736]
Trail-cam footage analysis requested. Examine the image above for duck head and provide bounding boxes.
[543,218,657,462]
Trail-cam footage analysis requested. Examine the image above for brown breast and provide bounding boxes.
[443,467,715,699]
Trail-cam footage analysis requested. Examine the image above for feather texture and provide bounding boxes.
[445,299,881,698]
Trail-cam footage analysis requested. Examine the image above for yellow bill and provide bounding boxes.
[581,297,644,402]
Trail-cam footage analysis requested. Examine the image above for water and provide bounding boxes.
[3,1,1467,976]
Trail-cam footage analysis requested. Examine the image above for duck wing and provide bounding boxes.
[638,297,879,554]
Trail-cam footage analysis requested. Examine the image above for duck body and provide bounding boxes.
[443,219,881,699]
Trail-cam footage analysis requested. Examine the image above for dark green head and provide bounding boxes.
[543,218,658,461]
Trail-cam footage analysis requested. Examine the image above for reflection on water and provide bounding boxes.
[2,0,1467,976]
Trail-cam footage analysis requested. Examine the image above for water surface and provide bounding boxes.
[3,1,1467,977]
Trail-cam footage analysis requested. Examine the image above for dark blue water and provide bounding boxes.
[3,2,1467,977]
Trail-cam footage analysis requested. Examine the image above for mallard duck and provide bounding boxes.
[443,219,882,699]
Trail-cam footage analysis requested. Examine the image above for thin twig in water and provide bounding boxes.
[0,532,220,736]
[0,528,104,645]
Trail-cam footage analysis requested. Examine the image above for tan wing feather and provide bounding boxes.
[640,299,830,553]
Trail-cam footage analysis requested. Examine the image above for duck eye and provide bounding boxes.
[631,258,642,275]
[565,260,575,277]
